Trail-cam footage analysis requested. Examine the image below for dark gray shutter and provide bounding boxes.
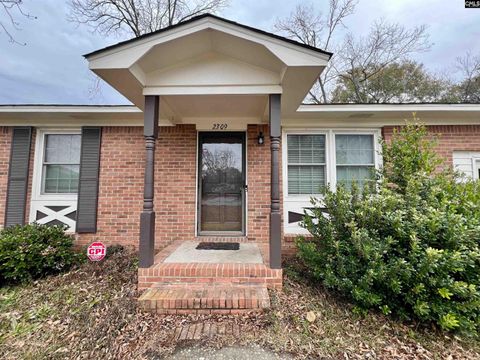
[76,127,102,233]
[4,127,33,228]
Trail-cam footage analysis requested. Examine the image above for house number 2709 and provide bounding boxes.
[212,123,228,130]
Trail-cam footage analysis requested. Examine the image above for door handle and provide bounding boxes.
[243,184,248,192]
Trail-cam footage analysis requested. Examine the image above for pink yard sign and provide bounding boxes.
[87,242,106,261]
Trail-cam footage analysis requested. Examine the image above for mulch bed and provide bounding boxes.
[0,249,479,359]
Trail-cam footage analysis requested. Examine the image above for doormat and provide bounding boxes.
[196,242,240,250]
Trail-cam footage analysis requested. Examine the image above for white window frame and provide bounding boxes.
[283,128,382,199]
[32,129,82,201]
[282,128,382,235]
[331,129,382,191]
[474,158,480,181]
[284,130,329,201]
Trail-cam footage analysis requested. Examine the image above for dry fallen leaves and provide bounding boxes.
[305,311,316,323]
[0,251,479,360]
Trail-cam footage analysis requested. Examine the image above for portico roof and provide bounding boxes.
[84,14,332,59]
[84,14,331,121]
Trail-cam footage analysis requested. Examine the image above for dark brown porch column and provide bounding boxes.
[269,94,282,269]
[139,95,159,268]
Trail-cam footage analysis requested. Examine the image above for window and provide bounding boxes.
[42,134,81,194]
[335,134,375,189]
[453,151,480,180]
[287,134,326,194]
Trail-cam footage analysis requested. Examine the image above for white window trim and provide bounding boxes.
[32,128,82,202]
[30,128,82,232]
[474,158,480,181]
[282,128,382,235]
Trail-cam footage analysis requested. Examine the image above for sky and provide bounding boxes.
[0,0,479,105]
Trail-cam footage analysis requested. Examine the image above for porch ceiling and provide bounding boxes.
[162,94,268,124]
[85,15,330,116]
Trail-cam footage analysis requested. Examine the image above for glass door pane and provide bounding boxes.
[199,133,245,234]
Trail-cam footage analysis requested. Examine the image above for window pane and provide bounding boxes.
[45,134,81,164]
[336,165,374,189]
[336,135,374,165]
[288,135,325,164]
[44,164,80,193]
[288,165,325,194]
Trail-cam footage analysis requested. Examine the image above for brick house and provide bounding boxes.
[1,14,480,313]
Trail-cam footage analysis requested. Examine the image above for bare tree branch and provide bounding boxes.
[68,0,229,38]
[454,52,480,103]
[275,0,357,103]
[336,20,432,102]
[275,1,434,104]
[69,0,229,99]
[0,0,36,45]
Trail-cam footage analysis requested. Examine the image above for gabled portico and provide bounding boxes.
[84,14,330,308]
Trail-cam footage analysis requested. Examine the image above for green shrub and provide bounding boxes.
[297,122,480,335]
[0,223,80,283]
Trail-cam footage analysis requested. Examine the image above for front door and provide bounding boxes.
[198,132,246,235]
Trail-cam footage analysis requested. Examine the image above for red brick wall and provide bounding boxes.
[76,125,198,248]
[247,124,271,243]
[155,125,197,244]
[4,123,478,258]
[76,125,199,248]
[77,125,275,248]
[76,127,144,247]
[18,123,480,258]
[382,125,480,167]
[0,127,11,227]
[0,124,289,254]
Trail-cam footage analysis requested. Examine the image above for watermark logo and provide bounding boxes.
[466,1,480,8]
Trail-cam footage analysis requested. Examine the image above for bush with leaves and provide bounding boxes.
[0,223,81,283]
[297,122,480,334]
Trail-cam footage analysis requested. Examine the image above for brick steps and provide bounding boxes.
[139,262,282,291]
[138,283,270,314]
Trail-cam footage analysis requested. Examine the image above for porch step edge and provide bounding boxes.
[139,283,270,313]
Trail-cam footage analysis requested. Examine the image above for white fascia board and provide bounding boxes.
[297,104,480,113]
[0,118,175,127]
[282,117,480,128]
[0,105,141,113]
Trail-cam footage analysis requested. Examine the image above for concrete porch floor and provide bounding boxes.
[138,240,281,291]
[163,241,264,264]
